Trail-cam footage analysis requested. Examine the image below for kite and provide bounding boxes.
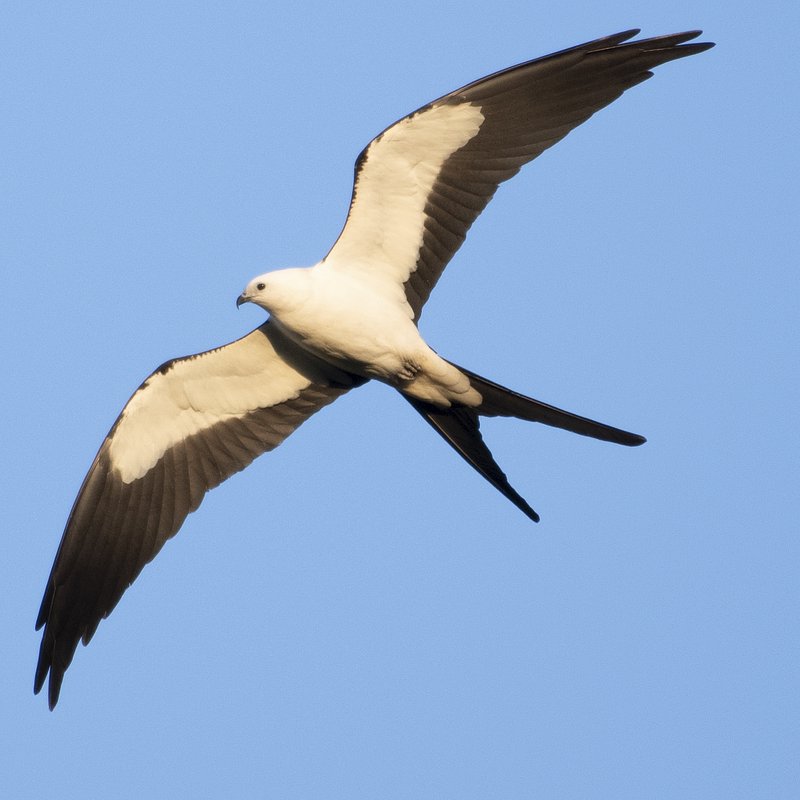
[35,30,713,707]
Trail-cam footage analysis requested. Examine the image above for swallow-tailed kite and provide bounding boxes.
[35,30,713,707]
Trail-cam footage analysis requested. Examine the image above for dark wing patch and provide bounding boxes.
[404,30,712,316]
[35,323,362,708]
[324,30,713,319]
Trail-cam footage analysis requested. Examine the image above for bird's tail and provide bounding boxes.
[404,363,645,523]
[454,364,646,446]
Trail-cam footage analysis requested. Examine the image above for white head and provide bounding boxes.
[236,268,311,316]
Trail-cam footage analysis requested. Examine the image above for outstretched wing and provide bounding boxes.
[35,321,363,708]
[323,30,713,319]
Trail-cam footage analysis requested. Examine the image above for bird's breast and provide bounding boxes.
[269,274,423,382]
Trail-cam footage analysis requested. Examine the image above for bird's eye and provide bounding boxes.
[257,282,266,291]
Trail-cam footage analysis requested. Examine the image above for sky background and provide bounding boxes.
[2,2,797,797]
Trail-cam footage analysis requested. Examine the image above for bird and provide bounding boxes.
[35,29,714,708]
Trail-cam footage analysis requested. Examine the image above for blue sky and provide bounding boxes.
[2,2,797,797]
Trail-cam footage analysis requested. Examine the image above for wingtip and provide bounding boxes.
[34,664,60,711]
[606,29,714,57]
[34,625,63,709]
[650,29,715,53]
[33,669,61,711]
[33,646,48,696]
[45,672,62,710]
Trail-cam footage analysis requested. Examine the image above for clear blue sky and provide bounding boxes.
[3,2,797,798]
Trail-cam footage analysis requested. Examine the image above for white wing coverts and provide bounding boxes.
[35,29,713,708]
[325,30,712,319]
[35,323,362,708]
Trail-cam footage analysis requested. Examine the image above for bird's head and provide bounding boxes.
[237,268,311,316]
[236,275,269,310]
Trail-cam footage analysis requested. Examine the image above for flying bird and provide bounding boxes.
[35,29,713,708]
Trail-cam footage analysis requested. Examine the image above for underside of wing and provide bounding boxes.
[322,30,713,319]
[35,321,364,708]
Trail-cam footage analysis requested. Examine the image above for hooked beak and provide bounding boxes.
[236,292,249,309]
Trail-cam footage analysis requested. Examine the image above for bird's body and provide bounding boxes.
[35,29,714,708]
[240,266,480,404]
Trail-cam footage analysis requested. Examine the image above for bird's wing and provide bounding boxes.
[322,29,713,319]
[35,321,363,708]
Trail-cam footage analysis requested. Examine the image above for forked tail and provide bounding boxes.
[454,364,646,447]
[404,364,645,522]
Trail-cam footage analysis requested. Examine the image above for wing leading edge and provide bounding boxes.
[35,29,713,707]
[35,322,363,708]
[324,30,713,319]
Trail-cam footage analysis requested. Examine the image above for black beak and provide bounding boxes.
[236,293,248,309]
